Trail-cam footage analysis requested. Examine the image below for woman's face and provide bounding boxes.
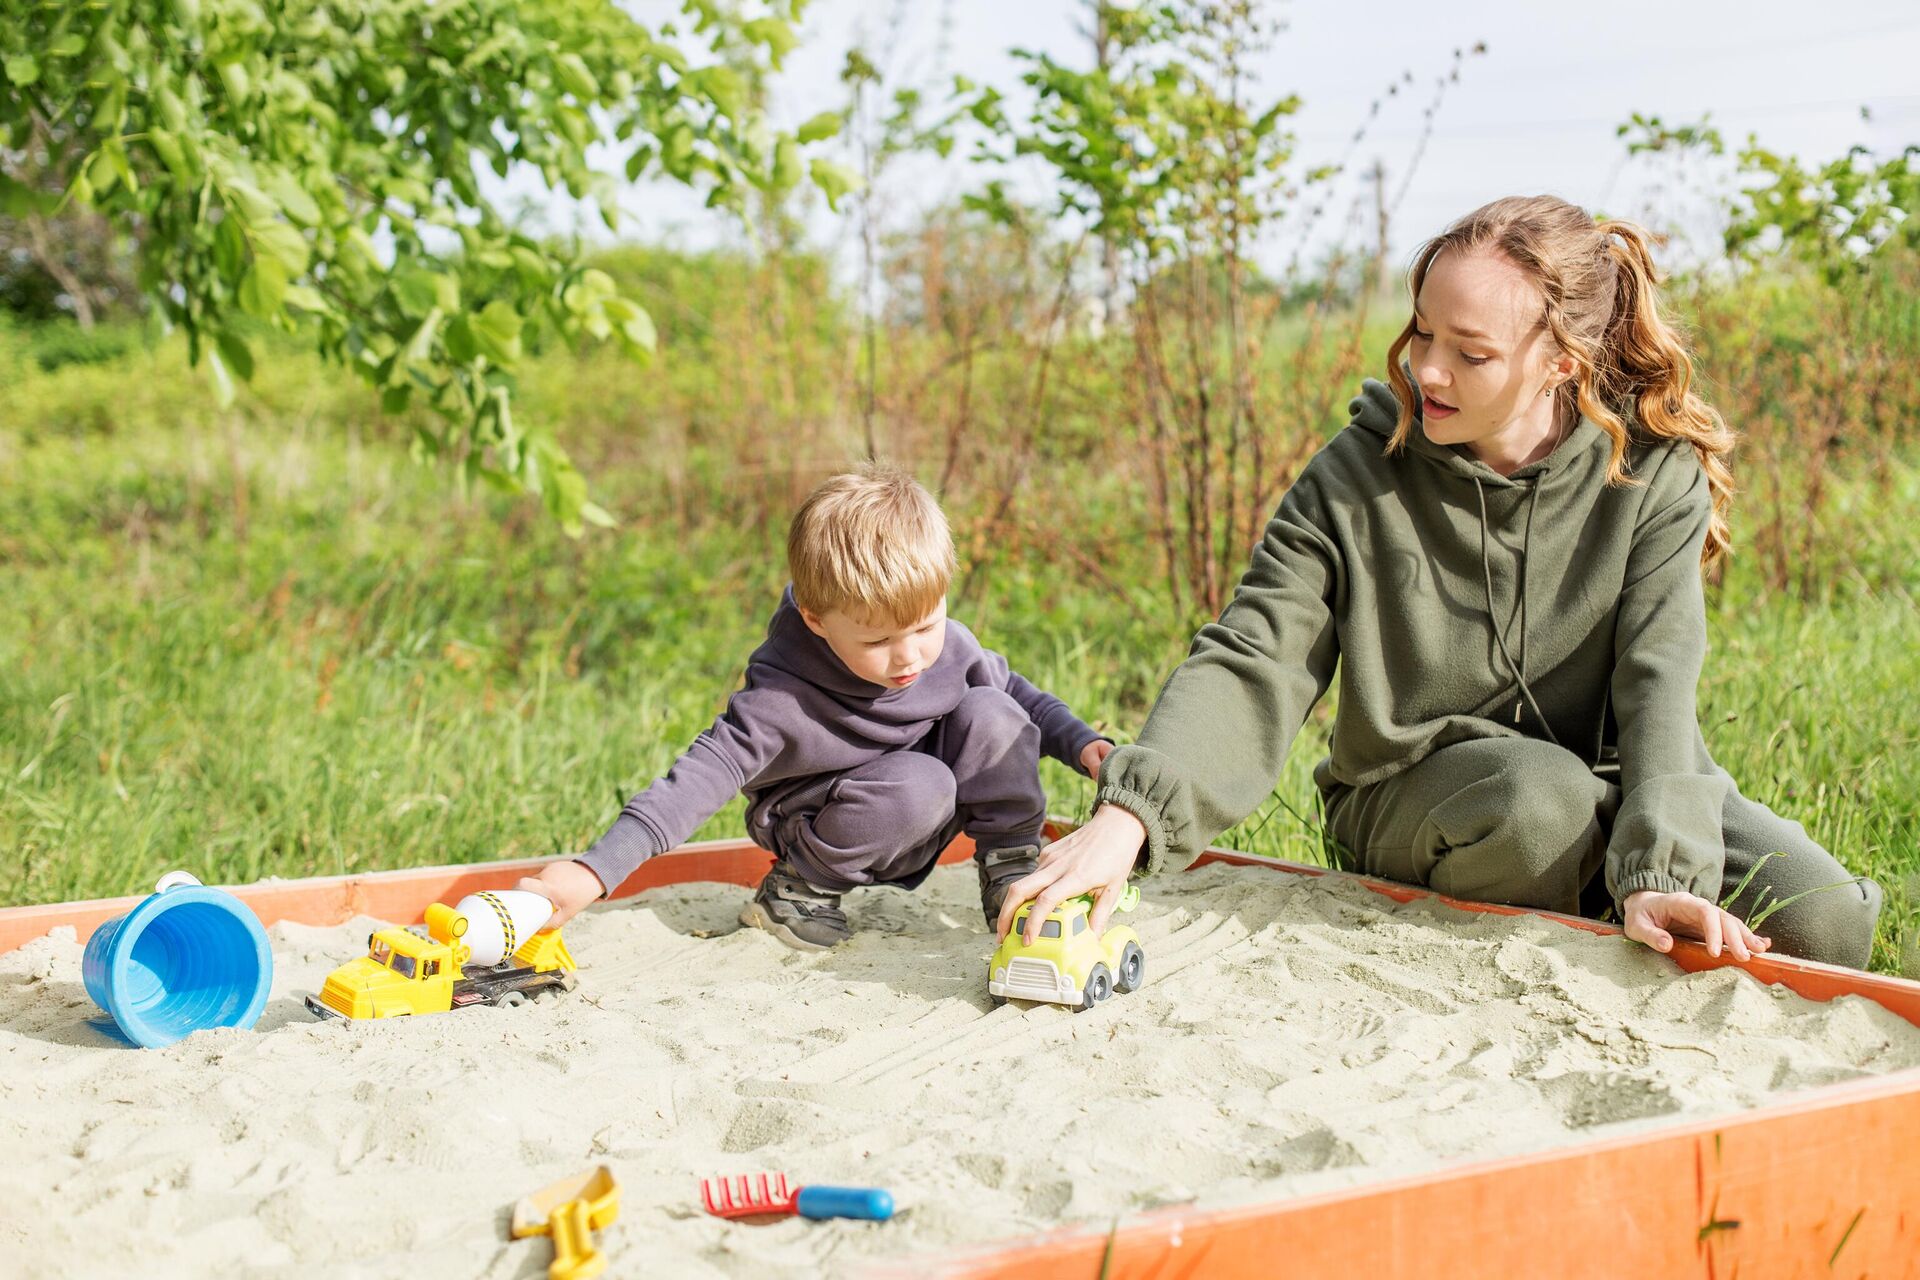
[1407,247,1572,455]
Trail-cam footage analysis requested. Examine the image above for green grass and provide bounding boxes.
[2,332,1916,973]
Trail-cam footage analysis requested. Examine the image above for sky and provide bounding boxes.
[538,0,1920,277]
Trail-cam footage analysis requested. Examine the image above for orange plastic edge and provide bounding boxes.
[8,831,1920,1279]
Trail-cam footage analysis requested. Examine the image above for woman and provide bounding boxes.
[1001,195,1881,969]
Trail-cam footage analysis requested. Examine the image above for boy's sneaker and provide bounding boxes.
[976,844,1041,927]
[740,861,850,951]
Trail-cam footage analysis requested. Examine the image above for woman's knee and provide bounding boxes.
[1754,872,1882,969]
[1421,743,1608,910]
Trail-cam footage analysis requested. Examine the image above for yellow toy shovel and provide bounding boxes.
[511,1165,620,1280]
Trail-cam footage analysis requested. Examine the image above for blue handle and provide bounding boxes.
[794,1185,894,1221]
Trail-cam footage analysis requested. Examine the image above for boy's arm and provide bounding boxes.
[1002,670,1109,776]
[563,686,786,907]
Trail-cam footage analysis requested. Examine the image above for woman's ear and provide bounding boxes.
[1548,349,1577,392]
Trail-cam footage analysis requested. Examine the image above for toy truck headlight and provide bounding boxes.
[1058,973,1079,998]
[993,966,1007,985]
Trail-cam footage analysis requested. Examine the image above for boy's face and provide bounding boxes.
[800,598,948,689]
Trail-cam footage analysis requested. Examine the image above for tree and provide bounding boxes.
[0,0,851,531]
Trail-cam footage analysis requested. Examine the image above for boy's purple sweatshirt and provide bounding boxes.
[576,588,1106,895]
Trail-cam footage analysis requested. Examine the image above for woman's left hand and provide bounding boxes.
[1078,738,1114,777]
[1623,889,1771,961]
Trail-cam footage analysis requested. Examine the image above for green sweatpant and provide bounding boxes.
[1319,737,1882,969]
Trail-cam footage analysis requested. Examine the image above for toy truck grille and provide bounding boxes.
[1002,957,1077,1002]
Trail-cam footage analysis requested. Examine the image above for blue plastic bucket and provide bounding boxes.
[80,874,273,1048]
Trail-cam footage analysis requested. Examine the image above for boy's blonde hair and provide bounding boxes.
[787,463,955,622]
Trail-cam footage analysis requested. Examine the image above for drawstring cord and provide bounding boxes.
[1474,473,1560,745]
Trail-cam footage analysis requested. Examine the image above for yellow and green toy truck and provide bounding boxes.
[305,902,576,1020]
[989,884,1145,1011]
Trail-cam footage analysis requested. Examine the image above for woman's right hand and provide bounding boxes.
[996,805,1148,943]
[517,860,608,930]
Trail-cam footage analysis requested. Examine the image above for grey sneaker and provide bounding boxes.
[976,843,1041,928]
[739,861,850,950]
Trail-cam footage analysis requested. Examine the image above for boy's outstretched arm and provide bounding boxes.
[524,688,784,926]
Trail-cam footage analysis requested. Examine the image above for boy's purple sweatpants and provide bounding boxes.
[745,686,1047,892]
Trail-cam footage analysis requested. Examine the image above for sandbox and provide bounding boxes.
[5,837,1920,1278]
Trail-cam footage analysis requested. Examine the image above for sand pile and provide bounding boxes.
[4,861,1919,1277]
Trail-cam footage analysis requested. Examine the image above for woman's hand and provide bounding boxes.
[517,860,608,930]
[1623,889,1771,961]
[997,805,1147,943]
[1078,738,1115,777]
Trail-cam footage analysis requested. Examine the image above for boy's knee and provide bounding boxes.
[855,750,957,813]
[948,686,1037,748]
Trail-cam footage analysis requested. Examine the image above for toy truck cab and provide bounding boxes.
[988,885,1146,1012]
[312,926,455,1019]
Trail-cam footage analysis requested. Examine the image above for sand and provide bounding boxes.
[5,861,1920,1278]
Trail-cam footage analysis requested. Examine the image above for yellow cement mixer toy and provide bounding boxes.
[305,890,576,1020]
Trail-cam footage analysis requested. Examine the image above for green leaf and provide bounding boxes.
[222,179,278,225]
[470,301,524,364]
[402,307,442,370]
[796,111,843,144]
[4,55,40,88]
[579,501,618,529]
[770,136,802,191]
[206,348,236,407]
[239,256,289,317]
[392,269,440,319]
[282,284,329,312]
[809,158,860,211]
[148,128,192,180]
[743,18,797,67]
[343,226,383,272]
[217,60,250,104]
[685,66,747,122]
[215,330,255,382]
[264,171,322,226]
[603,296,657,353]
[50,33,87,59]
[554,53,599,99]
[250,220,310,273]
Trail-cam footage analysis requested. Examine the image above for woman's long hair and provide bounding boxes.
[1384,195,1736,569]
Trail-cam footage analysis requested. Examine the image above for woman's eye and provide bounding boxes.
[1462,353,1490,366]
[1412,327,1432,341]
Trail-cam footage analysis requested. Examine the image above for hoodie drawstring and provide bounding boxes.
[1473,474,1560,746]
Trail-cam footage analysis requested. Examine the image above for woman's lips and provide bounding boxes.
[1423,394,1459,420]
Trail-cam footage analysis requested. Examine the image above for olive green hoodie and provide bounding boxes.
[1098,378,1728,910]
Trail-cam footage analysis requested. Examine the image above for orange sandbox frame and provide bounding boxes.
[5,835,1919,1277]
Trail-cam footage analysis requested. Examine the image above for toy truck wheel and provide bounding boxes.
[1078,963,1113,1012]
[494,989,528,1009]
[1115,942,1145,994]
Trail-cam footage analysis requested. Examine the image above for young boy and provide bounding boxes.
[521,464,1112,949]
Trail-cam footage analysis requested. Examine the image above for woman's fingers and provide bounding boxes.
[997,855,1068,940]
[1722,909,1753,962]
[1698,902,1724,958]
[1088,880,1122,935]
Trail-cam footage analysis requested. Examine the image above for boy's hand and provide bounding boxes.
[1623,889,1771,961]
[516,860,607,930]
[997,805,1145,943]
[1078,739,1114,777]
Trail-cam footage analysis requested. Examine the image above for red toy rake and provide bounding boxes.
[698,1172,894,1221]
